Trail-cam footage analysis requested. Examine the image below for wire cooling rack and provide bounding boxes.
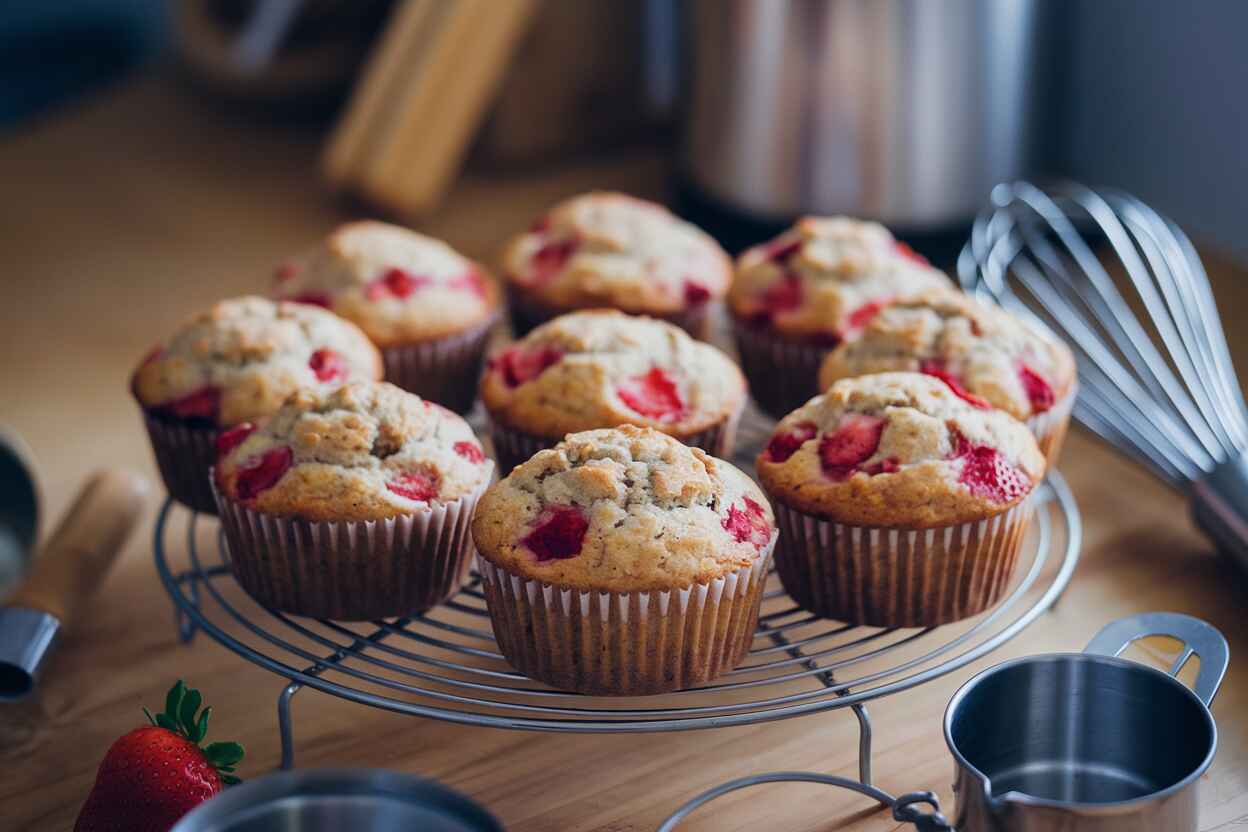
[154,407,1081,774]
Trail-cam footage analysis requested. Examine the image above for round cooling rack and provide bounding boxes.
[154,473,1080,741]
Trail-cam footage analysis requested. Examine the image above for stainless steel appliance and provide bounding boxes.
[681,0,1051,231]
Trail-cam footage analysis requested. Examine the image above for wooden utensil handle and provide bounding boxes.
[10,470,148,625]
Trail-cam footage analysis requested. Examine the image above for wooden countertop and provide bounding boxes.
[1,76,1246,831]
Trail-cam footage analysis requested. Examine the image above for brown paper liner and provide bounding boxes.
[142,412,220,514]
[487,401,745,475]
[730,318,831,420]
[477,537,775,695]
[1025,384,1076,468]
[381,311,500,414]
[771,498,1033,628]
[213,469,491,620]
[505,282,712,341]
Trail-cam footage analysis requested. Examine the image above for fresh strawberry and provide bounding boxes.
[214,423,255,459]
[721,497,771,550]
[765,421,818,462]
[453,441,485,463]
[521,505,589,561]
[921,359,992,409]
[818,414,886,480]
[290,291,332,309]
[949,430,1031,503]
[386,468,440,502]
[617,367,687,422]
[308,348,348,383]
[74,680,244,832]
[235,446,293,499]
[1019,364,1055,413]
[164,387,221,422]
[492,345,564,388]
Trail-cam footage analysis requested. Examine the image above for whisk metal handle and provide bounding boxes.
[1191,453,1248,573]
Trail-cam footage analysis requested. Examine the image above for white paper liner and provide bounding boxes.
[1025,383,1076,467]
[142,412,220,514]
[213,466,492,620]
[477,535,775,695]
[381,310,500,414]
[487,399,746,475]
[771,498,1034,628]
[730,317,830,419]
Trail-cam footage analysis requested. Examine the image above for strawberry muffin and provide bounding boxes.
[472,426,775,694]
[757,372,1044,627]
[730,216,950,418]
[132,297,382,514]
[480,310,747,473]
[274,220,501,412]
[213,382,493,620]
[499,192,731,339]
[817,288,1077,465]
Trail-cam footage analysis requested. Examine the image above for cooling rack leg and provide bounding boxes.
[851,704,873,786]
[277,680,302,770]
[173,571,201,644]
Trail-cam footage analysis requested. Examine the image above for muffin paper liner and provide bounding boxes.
[1025,384,1076,467]
[477,535,775,695]
[487,400,745,475]
[142,412,220,515]
[771,498,1034,628]
[213,468,492,620]
[730,318,830,419]
[505,282,712,341]
[381,310,500,414]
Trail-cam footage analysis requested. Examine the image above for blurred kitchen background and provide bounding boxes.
[1,0,1244,261]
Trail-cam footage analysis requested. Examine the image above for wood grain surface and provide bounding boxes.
[0,76,1245,832]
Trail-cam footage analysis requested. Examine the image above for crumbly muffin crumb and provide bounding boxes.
[480,310,746,439]
[132,296,383,428]
[757,372,1044,527]
[472,426,774,592]
[215,382,491,521]
[500,192,730,315]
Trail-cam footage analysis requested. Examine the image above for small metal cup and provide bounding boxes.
[170,768,503,832]
[941,612,1228,831]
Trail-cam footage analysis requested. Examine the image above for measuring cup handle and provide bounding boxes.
[1084,612,1229,707]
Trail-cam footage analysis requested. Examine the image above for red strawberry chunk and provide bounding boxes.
[761,273,803,313]
[291,291,332,309]
[722,496,771,550]
[308,349,347,383]
[530,237,578,285]
[765,421,817,462]
[235,446,293,499]
[521,505,589,561]
[493,345,564,388]
[617,367,687,422]
[1019,364,1055,413]
[818,414,886,480]
[763,236,802,264]
[215,422,256,459]
[386,469,440,502]
[893,240,929,265]
[862,457,900,476]
[367,267,431,300]
[449,269,488,299]
[166,386,221,421]
[949,431,1031,503]
[683,280,712,306]
[843,297,893,337]
[921,359,992,410]
[453,441,485,463]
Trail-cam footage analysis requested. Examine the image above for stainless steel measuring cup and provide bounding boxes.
[933,612,1227,831]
